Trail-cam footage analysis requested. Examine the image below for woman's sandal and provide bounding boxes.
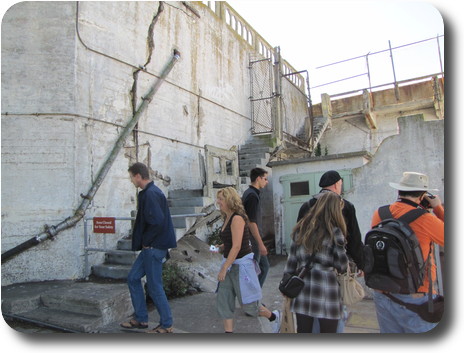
[120,319,148,329]
[146,324,173,333]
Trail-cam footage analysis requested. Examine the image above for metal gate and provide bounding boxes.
[249,57,275,134]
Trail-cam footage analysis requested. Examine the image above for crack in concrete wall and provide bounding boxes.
[127,2,171,186]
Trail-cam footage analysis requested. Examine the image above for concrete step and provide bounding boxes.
[168,189,203,199]
[239,160,267,171]
[105,250,138,266]
[92,263,132,280]
[239,146,273,155]
[168,197,206,208]
[238,151,271,160]
[19,307,104,333]
[4,282,134,333]
[170,206,205,215]
[117,239,132,251]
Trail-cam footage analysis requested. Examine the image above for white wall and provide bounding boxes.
[271,114,444,253]
[2,2,305,284]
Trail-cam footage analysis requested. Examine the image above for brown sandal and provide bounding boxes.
[120,319,148,329]
[146,325,173,333]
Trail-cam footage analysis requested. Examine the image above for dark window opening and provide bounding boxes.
[290,181,309,196]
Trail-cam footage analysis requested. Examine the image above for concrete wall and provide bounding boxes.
[348,115,444,236]
[270,114,444,253]
[1,2,306,285]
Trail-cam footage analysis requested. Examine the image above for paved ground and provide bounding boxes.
[3,255,379,334]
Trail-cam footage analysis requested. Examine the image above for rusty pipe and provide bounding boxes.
[2,50,181,264]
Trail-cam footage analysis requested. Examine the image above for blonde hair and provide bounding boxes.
[291,192,346,253]
[216,187,249,222]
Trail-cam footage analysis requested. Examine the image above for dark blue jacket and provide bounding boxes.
[131,181,177,251]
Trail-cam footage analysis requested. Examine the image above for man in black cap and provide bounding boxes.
[296,170,364,269]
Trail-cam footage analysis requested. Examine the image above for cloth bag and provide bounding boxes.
[337,265,365,306]
[279,297,296,333]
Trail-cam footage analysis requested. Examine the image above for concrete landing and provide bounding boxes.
[2,281,133,333]
[2,255,379,334]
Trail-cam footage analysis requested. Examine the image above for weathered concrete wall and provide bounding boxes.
[270,114,444,253]
[348,115,444,236]
[1,2,306,285]
[313,78,442,156]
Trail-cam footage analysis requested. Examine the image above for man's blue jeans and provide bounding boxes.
[252,249,270,287]
[373,291,438,333]
[127,248,173,328]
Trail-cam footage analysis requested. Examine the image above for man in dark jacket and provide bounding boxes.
[120,163,176,333]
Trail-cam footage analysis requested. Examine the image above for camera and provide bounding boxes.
[420,192,435,209]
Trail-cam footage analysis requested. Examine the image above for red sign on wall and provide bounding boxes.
[93,217,116,234]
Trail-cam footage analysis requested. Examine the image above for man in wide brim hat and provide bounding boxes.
[389,172,439,192]
[369,171,444,333]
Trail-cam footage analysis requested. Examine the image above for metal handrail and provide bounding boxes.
[83,213,206,277]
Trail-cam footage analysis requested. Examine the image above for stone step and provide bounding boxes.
[19,307,103,333]
[40,282,130,315]
[238,152,270,161]
[168,196,206,208]
[117,239,132,251]
[10,282,134,333]
[92,263,132,280]
[239,160,267,171]
[105,250,138,266]
[168,189,203,199]
[170,206,205,216]
[239,145,273,154]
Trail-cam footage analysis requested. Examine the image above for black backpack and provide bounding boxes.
[363,205,427,294]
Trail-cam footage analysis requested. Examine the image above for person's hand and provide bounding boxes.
[218,267,227,282]
[426,194,442,209]
[259,243,268,256]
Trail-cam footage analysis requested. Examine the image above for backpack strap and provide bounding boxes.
[378,205,426,225]
[397,208,427,225]
[378,205,393,220]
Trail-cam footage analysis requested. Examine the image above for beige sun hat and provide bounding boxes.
[389,172,438,192]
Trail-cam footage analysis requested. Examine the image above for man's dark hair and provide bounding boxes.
[250,167,267,182]
[398,190,426,198]
[128,162,150,180]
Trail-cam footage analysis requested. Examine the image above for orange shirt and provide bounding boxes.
[371,201,444,294]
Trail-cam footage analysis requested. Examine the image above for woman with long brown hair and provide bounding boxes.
[215,187,280,333]
[283,191,349,333]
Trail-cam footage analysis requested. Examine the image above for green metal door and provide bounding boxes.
[280,170,353,253]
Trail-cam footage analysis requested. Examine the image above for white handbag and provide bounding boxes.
[337,264,365,306]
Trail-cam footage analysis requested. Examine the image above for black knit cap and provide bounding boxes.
[319,170,342,187]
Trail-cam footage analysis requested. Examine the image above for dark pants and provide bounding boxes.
[296,313,338,333]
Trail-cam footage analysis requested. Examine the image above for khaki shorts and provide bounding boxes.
[216,264,259,319]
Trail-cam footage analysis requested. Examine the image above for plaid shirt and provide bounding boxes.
[284,227,348,320]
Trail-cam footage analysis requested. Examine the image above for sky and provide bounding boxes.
[228,0,445,102]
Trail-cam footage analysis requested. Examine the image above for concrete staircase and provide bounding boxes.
[238,137,274,180]
[91,239,135,280]
[168,189,210,236]
[311,115,331,152]
[91,189,215,281]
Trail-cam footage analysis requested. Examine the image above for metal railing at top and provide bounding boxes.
[310,35,444,103]
[83,213,206,277]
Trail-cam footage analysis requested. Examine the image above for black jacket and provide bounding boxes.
[296,189,364,270]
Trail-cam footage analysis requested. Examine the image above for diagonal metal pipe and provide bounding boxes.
[2,49,181,264]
